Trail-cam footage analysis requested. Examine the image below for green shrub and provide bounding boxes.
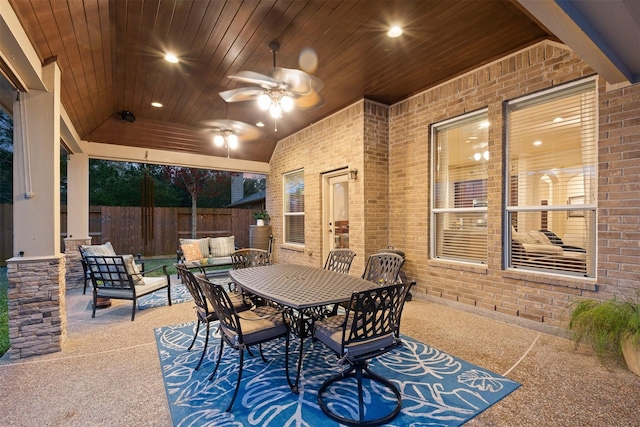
[1,267,9,358]
[569,296,640,363]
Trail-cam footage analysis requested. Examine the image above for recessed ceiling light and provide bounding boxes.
[256,122,265,127]
[387,26,403,38]
[469,136,478,140]
[553,117,563,123]
[164,53,179,63]
[151,102,163,108]
[533,140,542,146]
[479,120,490,129]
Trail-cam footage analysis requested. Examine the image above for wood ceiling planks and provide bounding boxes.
[7,0,555,164]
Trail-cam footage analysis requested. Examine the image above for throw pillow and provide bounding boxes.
[210,236,235,257]
[122,255,145,287]
[180,243,203,262]
[179,238,210,258]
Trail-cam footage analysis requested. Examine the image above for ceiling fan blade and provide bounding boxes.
[294,89,325,110]
[270,67,312,94]
[228,71,278,89]
[235,125,264,141]
[219,87,264,102]
[201,120,264,141]
[308,74,323,92]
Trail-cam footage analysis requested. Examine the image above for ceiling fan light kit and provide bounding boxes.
[213,132,238,149]
[217,41,324,127]
[201,119,263,155]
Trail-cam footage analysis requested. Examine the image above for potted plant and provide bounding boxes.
[569,296,640,376]
[253,210,270,226]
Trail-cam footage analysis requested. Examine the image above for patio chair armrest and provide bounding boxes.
[139,264,166,276]
[135,254,146,272]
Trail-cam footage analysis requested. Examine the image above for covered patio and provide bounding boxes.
[1,2,640,424]
[1,282,639,425]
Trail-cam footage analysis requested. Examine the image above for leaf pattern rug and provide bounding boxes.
[155,321,520,426]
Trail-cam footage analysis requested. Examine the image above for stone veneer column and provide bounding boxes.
[64,237,91,290]
[9,61,66,359]
[7,256,67,359]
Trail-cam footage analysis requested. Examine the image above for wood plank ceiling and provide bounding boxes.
[7,0,554,163]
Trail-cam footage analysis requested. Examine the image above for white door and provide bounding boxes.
[323,173,350,261]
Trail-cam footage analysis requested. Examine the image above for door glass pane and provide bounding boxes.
[333,180,349,248]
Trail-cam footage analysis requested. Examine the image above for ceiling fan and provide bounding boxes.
[219,41,324,124]
[200,119,263,157]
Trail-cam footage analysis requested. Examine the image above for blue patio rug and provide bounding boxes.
[155,322,521,426]
[138,276,230,310]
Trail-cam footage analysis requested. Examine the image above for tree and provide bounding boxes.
[244,175,266,196]
[0,111,12,204]
[163,167,232,237]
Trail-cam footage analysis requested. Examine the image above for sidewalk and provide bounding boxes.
[1,281,639,426]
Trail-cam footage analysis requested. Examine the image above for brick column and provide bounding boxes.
[7,256,67,359]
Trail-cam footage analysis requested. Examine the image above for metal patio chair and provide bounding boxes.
[196,275,291,412]
[323,249,356,275]
[313,282,410,426]
[175,264,251,370]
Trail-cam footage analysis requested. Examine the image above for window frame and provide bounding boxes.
[283,168,305,246]
[430,109,489,265]
[503,77,597,278]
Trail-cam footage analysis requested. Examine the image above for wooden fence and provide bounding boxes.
[1,205,257,264]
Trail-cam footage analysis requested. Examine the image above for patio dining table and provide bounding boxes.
[228,263,377,392]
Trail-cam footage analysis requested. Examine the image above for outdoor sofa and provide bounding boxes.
[177,236,236,276]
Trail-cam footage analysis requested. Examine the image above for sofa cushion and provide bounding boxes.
[521,243,563,256]
[512,230,537,245]
[197,256,232,266]
[81,242,117,256]
[527,231,553,245]
[180,243,203,262]
[210,236,235,257]
[180,238,210,258]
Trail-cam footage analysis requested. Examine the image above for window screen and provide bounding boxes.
[506,79,597,277]
[431,110,489,263]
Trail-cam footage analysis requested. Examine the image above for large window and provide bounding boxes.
[283,169,304,245]
[505,78,597,277]
[431,110,489,264]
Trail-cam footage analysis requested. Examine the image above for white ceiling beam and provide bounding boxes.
[78,140,270,174]
[519,0,632,84]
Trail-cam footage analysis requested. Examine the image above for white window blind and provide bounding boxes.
[431,110,489,263]
[506,78,597,277]
[284,169,304,245]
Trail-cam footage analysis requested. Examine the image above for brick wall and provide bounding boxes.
[388,41,639,327]
[363,101,391,256]
[268,41,640,328]
[597,82,640,298]
[268,102,367,273]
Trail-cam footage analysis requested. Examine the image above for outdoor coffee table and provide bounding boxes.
[228,263,376,392]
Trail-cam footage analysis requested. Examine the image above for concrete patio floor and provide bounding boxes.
[1,276,639,426]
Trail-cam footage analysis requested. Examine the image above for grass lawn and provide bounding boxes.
[142,258,178,277]
[1,267,8,358]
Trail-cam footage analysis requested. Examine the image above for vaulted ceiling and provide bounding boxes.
[2,0,632,165]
